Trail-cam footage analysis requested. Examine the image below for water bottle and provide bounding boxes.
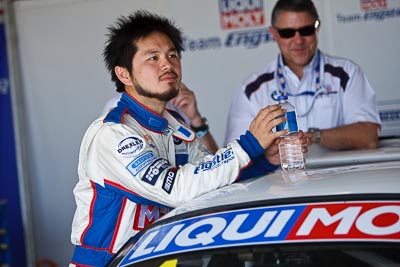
[276,95,305,174]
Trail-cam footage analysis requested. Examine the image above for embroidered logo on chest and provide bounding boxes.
[116,135,146,157]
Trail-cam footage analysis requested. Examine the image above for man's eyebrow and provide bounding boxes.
[143,47,177,55]
[168,47,177,53]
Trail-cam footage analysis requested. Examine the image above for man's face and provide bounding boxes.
[129,31,182,103]
[270,11,319,74]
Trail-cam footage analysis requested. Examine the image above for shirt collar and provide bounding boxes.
[280,49,320,75]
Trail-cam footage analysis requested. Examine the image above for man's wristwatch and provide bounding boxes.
[309,127,321,144]
[190,117,209,133]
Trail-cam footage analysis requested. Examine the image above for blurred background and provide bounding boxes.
[1,0,399,266]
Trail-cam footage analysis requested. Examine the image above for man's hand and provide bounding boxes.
[303,131,317,146]
[249,104,288,150]
[265,130,308,165]
[297,130,309,154]
[170,83,219,154]
[169,83,203,126]
[264,138,281,165]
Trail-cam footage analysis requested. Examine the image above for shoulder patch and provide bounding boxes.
[177,126,191,138]
[126,151,157,177]
[142,159,171,185]
[162,168,177,194]
[116,135,146,157]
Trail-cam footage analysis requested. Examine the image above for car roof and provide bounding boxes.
[109,161,400,267]
[160,161,400,221]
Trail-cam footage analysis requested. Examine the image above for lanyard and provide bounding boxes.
[276,50,321,96]
[274,50,326,117]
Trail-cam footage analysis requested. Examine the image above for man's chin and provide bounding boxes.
[158,88,179,101]
[167,83,180,94]
[167,81,180,90]
[168,90,179,100]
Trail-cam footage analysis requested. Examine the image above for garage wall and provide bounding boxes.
[11,0,400,265]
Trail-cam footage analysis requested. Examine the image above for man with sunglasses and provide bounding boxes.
[225,0,381,153]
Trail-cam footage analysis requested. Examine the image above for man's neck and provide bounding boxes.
[140,97,166,115]
[125,89,166,115]
[282,53,317,80]
[288,64,304,79]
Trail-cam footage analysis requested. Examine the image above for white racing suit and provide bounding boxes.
[70,92,276,266]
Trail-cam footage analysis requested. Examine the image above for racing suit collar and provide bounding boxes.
[119,92,168,132]
[163,110,196,141]
[118,93,196,141]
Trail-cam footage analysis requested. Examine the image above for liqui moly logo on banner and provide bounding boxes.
[118,200,400,266]
[360,0,388,11]
[219,0,265,30]
[338,0,400,22]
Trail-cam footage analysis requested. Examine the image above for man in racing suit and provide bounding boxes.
[69,10,303,267]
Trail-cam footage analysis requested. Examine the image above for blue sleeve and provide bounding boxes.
[237,130,279,180]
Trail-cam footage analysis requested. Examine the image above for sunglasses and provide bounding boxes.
[275,20,320,39]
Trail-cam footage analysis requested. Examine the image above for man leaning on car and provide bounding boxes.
[69,10,308,267]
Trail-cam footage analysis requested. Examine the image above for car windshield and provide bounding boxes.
[126,243,400,267]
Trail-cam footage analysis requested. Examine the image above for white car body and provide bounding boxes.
[107,160,400,267]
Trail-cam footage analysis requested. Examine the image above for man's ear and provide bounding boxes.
[114,66,132,86]
[269,25,278,40]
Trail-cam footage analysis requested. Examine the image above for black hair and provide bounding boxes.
[103,10,184,92]
[271,0,319,27]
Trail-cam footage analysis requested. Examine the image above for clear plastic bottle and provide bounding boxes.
[276,95,305,172]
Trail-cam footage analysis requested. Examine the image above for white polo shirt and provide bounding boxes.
[224,50,381,145]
